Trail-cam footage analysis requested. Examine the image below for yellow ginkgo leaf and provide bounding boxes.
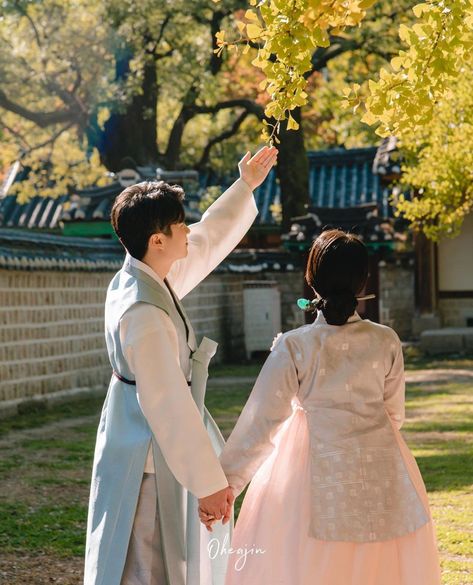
[245,9,259,21]
[287,113,299,131]
[247,23,263,40]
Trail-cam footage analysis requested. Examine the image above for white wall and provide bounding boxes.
[438,213,473,291]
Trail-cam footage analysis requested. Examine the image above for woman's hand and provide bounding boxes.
[238,146,278,191]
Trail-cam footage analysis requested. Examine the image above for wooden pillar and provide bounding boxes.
[414,231,435,313]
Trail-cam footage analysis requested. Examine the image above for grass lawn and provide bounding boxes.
[0,354,472,584]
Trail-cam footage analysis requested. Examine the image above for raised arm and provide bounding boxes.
[120,303,229,498]
[219,333,299,497]
[384,331,406,430]
[167,146,278,299]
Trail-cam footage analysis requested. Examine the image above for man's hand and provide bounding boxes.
[198,486,235,532]
[238,146,278,191]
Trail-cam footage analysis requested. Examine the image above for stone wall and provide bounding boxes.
[0,270,112,404]
[0,262,415,409]
[437,297,473,328]
[183,271,304,362]
[0,268,304,408]
[378,260,415,339]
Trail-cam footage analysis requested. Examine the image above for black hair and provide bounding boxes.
[111,181,185,260]
[305,228,369,325]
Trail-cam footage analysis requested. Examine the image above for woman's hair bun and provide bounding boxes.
[318,290,357,326]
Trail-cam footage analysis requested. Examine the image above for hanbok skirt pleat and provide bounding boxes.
[225,409,441,585]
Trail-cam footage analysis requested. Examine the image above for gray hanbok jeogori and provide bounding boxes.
[84,178,258,585]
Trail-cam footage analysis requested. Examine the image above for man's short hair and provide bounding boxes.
[111,181,185,260]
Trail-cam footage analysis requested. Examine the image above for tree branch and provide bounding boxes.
[0,89,76,128]
[196,110,249,169]
[19,121,75,158]
[0,121,30,150]
[306,36,361,78]
[14,0,42,49]
[193,99,265,119]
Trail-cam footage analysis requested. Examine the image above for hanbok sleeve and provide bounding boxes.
[384,331,405,430]
[120,304,229,498]
[166,178,258,299]
[219,334,299,497]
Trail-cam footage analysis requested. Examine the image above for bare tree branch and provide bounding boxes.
[193,99,265,119]
[0,89,76,128]
[0,121,30,150]
[14,0,42,49]
[197,109,249,169]
[19,121,75,158]
[306,36,361,78]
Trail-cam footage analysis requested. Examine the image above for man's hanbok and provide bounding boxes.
[84,178,258,585]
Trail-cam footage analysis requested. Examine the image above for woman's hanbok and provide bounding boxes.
[220,310,441,585]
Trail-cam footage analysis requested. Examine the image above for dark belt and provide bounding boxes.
[113,371,191,386]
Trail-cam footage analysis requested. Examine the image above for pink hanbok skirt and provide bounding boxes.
[225,409,441,585]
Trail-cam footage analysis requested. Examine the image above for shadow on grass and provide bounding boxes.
[415,449,473,492]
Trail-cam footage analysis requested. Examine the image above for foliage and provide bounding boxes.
[348,0,473,240]
[214,0,377,143]
[0,0,115,199]
[198,185,223,213]
[392,64,473,240]
[352,0,473,137]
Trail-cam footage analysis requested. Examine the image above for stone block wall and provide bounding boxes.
[183,271,304,362]
[0,268,304,407]
[437,297,473,328]
[0,270,112,404]
[1,262,414,408]
[378,260,415,339]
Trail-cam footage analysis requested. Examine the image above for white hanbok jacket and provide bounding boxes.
[220,310,430,543]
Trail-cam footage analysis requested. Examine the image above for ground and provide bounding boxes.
[0,355,472,585]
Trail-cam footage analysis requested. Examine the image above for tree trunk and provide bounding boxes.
[275,107,310,230]
[164,86,199,170]
[94,52,159,172]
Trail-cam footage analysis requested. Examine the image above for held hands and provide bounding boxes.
[238,146,278,191]
[198,486,235,532]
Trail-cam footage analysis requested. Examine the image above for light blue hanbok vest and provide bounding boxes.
[84,262,231,585]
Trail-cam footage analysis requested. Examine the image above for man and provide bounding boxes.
[84,146,278,585]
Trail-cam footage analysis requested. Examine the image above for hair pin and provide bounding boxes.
[296,293,376,312]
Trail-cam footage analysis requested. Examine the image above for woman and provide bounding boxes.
[206,229,441,585]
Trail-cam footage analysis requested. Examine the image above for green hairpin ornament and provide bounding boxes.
[296,293,376,312]
[297,298,318,312]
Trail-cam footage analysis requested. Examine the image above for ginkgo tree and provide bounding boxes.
[216,0,473,239]
[214,0,378,143]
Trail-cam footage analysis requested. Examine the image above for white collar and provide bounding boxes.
[314,309,362,326]
[124,253,172,299]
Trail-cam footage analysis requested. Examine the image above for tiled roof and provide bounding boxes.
[283,203,400,252]
[0,145,401,230]
[0,228,300,273]
[0,168,202,230]
[254,147,400,223]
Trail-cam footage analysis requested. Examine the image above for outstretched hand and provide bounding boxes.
[198,486,235,532]
[238,146,278,191]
